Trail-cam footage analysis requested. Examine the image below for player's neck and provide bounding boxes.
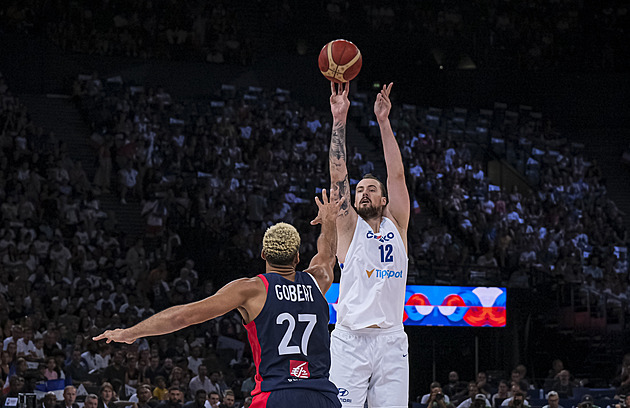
[266,263,296,280]
[361,215,384,233]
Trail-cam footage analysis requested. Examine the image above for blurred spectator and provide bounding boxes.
[542,391,564,408]
[55,386,79,408]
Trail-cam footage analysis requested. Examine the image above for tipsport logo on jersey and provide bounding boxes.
[365,268,404,279]
[325,285,506,327]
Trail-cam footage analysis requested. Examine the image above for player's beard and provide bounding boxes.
[356,203,382,220]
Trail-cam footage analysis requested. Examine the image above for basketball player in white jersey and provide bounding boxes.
[328,81,409,408]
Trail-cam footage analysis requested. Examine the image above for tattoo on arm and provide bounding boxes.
[329,122,350,216]
[336,176,350,214]
[330,121,346,161]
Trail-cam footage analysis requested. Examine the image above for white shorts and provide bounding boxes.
[329,325,408,408]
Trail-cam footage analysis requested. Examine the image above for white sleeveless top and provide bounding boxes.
[336,216,408,330]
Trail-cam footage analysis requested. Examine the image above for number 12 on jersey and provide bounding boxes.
[379,244,393,262]
[276,313,317,356]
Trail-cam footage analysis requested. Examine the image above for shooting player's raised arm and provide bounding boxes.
[329,82,357,232]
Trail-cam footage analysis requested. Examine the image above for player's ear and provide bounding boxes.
[261,250,266,261]
[293,252,300,266]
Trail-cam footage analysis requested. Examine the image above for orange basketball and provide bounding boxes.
[318,39,362,83]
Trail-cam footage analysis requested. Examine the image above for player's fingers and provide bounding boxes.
[343,81,350,96]
[315,195,323,208]
[386,82,394,96]
[331,81,336,95]
[322,188,328,203]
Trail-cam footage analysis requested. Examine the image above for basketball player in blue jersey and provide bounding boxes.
[328,81,410,408]
[93,190,343,408]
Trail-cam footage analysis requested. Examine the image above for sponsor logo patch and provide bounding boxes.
[365,268,404,279]
[289,360,310,379]
[338,388,352,403]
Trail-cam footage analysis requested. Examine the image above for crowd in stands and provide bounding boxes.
[416,357,630,408]
[72,72,350,281]
[1,0,253,65]
[349,0,630,71]
[0,71,266,406]
[2,0,630,71]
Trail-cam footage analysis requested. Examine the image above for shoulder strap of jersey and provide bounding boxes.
[257,274,269,291]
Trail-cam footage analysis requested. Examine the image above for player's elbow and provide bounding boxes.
[172,312,192,329]
[173,304,201,328]
[330,168,347,182]
[318,266,335,288]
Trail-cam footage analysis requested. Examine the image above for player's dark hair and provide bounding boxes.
[362,173,388,204]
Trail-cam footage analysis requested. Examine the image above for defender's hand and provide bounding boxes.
[374,82,393,123]
[93,329,137,344]
[310,189,343,225]
[330,82,350,121]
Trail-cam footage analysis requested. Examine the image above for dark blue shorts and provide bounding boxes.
[251,389,341,408]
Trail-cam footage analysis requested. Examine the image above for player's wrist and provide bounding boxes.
[377,117,390,125]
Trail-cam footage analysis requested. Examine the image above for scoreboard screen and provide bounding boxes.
[325,284,507,327]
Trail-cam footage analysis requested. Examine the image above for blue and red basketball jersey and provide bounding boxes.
[244,272,338,397]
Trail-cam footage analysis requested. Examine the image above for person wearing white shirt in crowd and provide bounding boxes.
[187,347,203,376]
[81,343,100,372]
[189,365,213,396]
[421,383,451,404]
[3,325,22,351]
[32,334,46,360]
[16,327,37,360]
[458,394,491,408]
[501,384,530,407]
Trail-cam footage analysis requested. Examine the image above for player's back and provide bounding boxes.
[244,271,339,400]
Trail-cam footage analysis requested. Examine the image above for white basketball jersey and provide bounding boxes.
[336,216,408,330]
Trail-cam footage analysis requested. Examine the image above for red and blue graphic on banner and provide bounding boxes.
[325,285,506,327]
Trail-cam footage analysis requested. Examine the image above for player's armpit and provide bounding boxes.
[385,174,410,230]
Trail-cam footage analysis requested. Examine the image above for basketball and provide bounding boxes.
[318,39,362,83]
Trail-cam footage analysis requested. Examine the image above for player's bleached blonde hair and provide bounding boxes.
[262,222,300,265]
